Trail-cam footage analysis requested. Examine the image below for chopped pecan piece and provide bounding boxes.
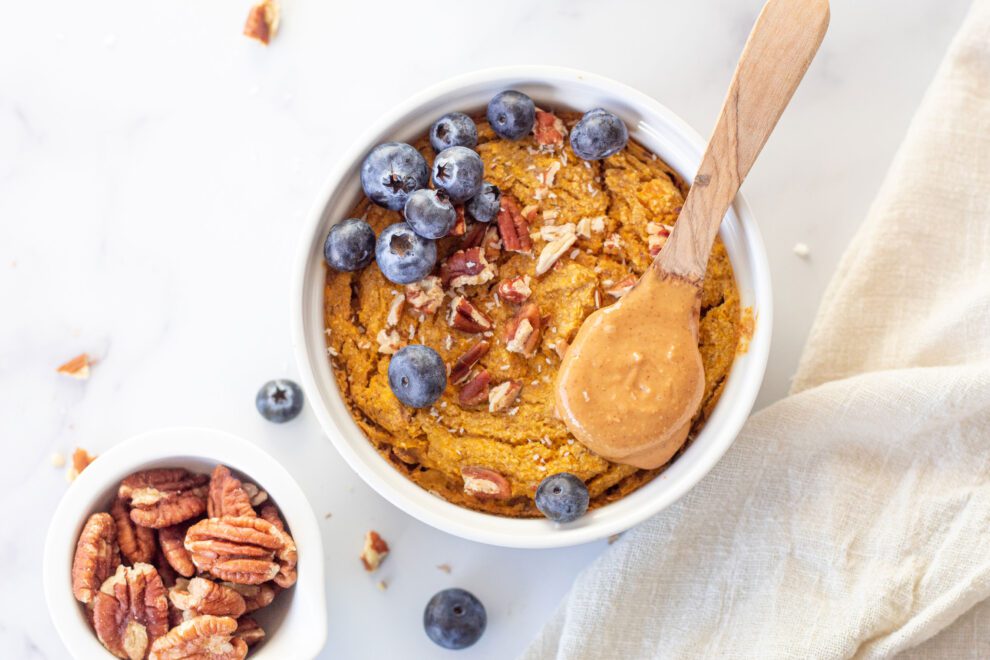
[460,466,511,500]
[94,563,170,660]
[376,328,402,354]
[57,353,91,379]
[450,340,490,385]
[458,369,490,406]
[505,303,542,358]
[440,247,497,288]
[185,516,297,588]
[207,465,257,519]
[72,512,121,605]
[149,615,246,660]
[535,233,578,276]
[119,468,209,529]
[647,222,673,257]
[360,530,389,572]
[533,109,567,147]
[448,295,493,333]
[450,204,466,236]
[234,617,265,647]
[497,195,533,253]
[480,225,502,261]
[404,276,444,316]
[169,577,247,619]
[603,233,624,254]
[158,523,195,578]
[243,0,279,46]
[111,497,157,565]
[489,380,522,413]
[386,294,405,327]
[461,222,485,249]
[540,161,562,188]
[223,583,277,613]
[539,222,576,242]
[605,275,638,299]
[497,275,533,303]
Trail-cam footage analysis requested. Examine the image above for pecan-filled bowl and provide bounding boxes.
[43,428,327,659]
[292,66,772,549]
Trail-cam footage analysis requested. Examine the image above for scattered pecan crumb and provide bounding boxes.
[436,563,452,574]
[51,451,66,468]
[360,531,390,572]
[324,512,333,519]
[608,533,623,545]
[67,447,95,482]
[57,353,91,380]
[243,0,280,45]
[377,580,388,591]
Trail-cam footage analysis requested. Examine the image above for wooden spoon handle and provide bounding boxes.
[655,0,829,282]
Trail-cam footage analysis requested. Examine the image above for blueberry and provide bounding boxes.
[431,146,484,203]
[430,112,478,152]
[465,182,501,223]
[375,222,437,284]
[487,90,536,140]
[423,588,486,650]
[569,108,628,161]
[323,218,376,271]
[360,142,430,211]
[404,189,457,239]
[256,379,304,423]
[388,345,446,408]
[535,473,589,523]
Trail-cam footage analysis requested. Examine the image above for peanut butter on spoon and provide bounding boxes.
[555,0,829,469]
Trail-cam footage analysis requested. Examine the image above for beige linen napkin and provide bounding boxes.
[524,1,990,658]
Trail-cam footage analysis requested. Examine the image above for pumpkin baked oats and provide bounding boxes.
[323,111,744,517]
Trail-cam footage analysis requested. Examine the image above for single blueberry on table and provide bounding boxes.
[535,473,590,523]
[569,108,629,161]
[430,112,479,152]
[423,588,487,650]
[256,379,304,423]
[323,218,376,271]
[431,146,484,203]
[404,188,457,239]
[375,222,437,285]
[388,345,447,408]
[465,182,501,223]
[360,142,430,211]
[487,90,536,140]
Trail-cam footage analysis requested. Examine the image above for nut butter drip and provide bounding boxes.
[554,268,705,469]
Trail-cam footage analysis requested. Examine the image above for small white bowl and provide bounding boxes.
[292,66,772,549]
[43,428,327,659]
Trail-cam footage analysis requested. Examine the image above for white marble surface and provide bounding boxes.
[1,0,973,657]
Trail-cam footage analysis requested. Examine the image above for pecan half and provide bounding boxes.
[448,295,493,334]
[605,275,638,299]
[72,512,121,605]
[170,578,247,619]
[57,353,91,379]
[243,0,279,46]
[497,275,533,304]
[405,276,444,316]
[360,530,389,572]
[489,380,523,413]
[460,466,511,500]
[533,109,566,147]
[505,303,542,358]
[458,369,490,406]
[207,465,257,519]
[158,523,195,578]
[119,469,209,529]
[440,247,497,288]
[258,503,287,533]
[154,545,179,589]
[185,516,297,588]
[223,583,277,613]
[234,617,265,647]
[497,195,533,253]
[94,563,170,660]
[536,233,578,276]
[111,497,157,565]
[450,340,490,385]
[149,615,246,660]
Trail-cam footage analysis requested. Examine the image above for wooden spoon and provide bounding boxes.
[555,0,830,469]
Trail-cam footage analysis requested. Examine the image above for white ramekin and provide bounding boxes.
[292,66,772,549]
[43,428,327,659]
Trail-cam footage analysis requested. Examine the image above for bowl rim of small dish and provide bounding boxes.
[42,427,327,659]
[291,65,772,549]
